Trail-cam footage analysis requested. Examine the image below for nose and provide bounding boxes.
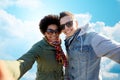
[64,25,68,30]
[52,32,58,35]
[52,32,56,35]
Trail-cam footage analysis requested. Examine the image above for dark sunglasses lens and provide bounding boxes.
[60,21,73,30]
[54,30,59,33]
[60,25,65,30]
[46,29,59,34]
[66,21,73,27]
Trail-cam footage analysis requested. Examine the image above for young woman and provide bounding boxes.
[0,14,67,80]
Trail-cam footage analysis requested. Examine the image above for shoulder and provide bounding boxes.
[86,32,97,38]
[90,32,113,48]
[32,39,45,48]
[33,38,51,49]
[80,32,97,45]
[91,32,110,43]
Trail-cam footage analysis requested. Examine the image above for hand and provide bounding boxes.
[0,60,15,80]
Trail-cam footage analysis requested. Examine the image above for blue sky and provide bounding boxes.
[0,0,120,80]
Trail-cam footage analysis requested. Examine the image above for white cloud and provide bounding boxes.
[75,13,120,42]
[0,9,42,40]
[0,9,23,38]
[0,9,42,80]
[15,0,43,9]
[90,22,114,38]
[22,71,36,80]
[75,13,92,27]
[0,0,43,10]
[112,22,120,42]
[0,9,43,58]
[101,71,119,80]
[100,58,120,80]
[89,21,120,41]
[101,58,118,71]
[0,0,14,9]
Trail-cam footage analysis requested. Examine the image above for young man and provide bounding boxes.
[59,11,120,80]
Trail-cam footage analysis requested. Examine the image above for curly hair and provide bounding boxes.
[39,15,61,34]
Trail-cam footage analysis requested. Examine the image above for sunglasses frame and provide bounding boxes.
[46,29,59,35]
[60,21,73,30]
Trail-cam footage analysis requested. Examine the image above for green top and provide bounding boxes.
[5,38,64,80]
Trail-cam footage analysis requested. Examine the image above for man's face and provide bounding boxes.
[60,16,78,38]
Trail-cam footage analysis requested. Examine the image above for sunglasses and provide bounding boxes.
[60,21,73,30]
[46,29,59,35]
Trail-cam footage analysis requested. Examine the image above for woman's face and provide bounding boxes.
[60,16,78,38]
[44,24,59,41]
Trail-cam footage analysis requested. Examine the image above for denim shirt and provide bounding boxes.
[65,31,100,80]
[65,30,120,80]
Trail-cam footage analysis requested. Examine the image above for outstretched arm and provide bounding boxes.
[91,33,120,63]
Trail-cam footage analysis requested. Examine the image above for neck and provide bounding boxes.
[66,29,81,39]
